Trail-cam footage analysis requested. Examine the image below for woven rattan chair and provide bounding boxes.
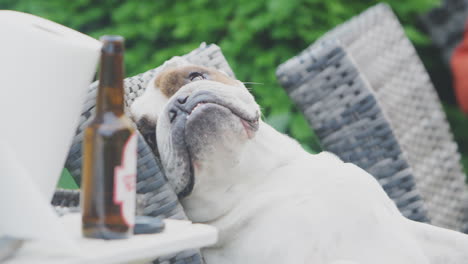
[53,43,234,264]
[420,0,468,64]
[276,3,468,233]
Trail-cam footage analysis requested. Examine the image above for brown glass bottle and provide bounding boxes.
[81,35,137,239]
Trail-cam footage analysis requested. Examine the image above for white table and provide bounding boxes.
[6,213,217,264]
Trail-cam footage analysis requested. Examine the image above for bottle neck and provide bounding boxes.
[96,52,125,116]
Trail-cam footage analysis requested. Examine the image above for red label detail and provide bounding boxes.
[113,133,137,227]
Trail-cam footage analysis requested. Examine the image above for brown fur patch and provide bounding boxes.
[155,65,239,98]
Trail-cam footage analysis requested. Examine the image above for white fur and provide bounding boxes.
[131,59,468,264]
[186,122,468,264]
[130,56,191,122]
[130,77,168,123]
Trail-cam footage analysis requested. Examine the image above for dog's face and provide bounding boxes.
[131,57,260,197]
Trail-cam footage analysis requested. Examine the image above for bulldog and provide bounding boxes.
[131,57,468,264]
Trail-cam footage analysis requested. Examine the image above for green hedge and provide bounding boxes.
[1,0,441,152]
[6,0,466,176]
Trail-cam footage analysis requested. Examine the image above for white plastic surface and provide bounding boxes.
[6,214,218,264]
[0,140,75,248]
[0,10,101,201]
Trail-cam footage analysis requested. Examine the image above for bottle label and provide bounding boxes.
[113,132,137,227]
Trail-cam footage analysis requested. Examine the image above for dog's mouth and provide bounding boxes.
[163,90,260,197]
[185,101,260,138]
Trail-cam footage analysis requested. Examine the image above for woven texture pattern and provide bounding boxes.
[277,42,429,222]
[420,0,468,64]
[277,3,468,232]
[59,43,233,263]
[52,189,80,208]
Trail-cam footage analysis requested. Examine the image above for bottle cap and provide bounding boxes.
[100,35,124,54]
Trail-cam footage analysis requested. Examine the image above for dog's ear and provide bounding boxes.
[136,115,159,157]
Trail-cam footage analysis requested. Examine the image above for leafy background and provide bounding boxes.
[2,0,467,187]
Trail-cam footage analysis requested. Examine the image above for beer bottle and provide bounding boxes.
[81,35,137,239]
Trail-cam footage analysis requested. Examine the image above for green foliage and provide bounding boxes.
[57,168,79,189]
[1,0,447,157]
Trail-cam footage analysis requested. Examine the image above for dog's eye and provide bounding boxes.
[188,72,206,82]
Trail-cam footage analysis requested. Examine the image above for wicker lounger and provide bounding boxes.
[53,43,235,264]
[277,3,468,233]
[277,40,429,223]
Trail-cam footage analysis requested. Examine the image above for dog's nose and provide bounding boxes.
[168,109,177,123]
[177,95,189,104]
[169,95,190,123]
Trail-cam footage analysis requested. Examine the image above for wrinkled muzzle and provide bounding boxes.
[156,80,260,197]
